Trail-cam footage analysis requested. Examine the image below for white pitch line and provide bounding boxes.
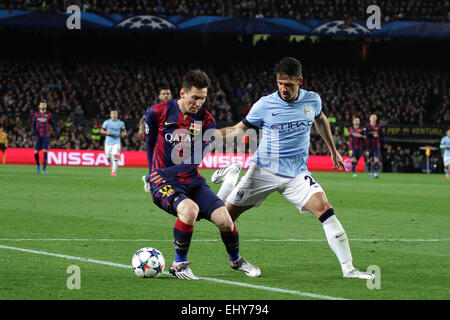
[0,244,347,301]
[0,238,449,242]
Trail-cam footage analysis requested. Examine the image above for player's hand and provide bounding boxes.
[106,131,112,136]
[150,171,166,184]
[138,129,145,140]
[331,152,345,170]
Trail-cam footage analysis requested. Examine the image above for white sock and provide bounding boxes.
[112,158,118,173]
[217,170,239,202]
[322,215,353,273]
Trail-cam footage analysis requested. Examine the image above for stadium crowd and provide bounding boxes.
[1,0,449,21]
[1,55,447,172]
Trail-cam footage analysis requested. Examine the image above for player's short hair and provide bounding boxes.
[110,108,118,113]
[182,69,210,91]
[274,57,302,79]
[159,81,171,92]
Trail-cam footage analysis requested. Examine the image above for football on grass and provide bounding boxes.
[132,247,165,278]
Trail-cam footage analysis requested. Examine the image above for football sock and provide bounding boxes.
[351,161,357,173]
[112,157,118,173]
[220,224,240,262]
[34,153,40,166]
[217,169,240,202]
[173,219,194,263]
[43,151,48,170]
[366,161,372,174]
[319,208,353,273]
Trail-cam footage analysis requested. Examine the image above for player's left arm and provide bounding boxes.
[314,112,344,170]
[120,122,127,138]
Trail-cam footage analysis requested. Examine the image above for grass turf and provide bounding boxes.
[0,165,449,300]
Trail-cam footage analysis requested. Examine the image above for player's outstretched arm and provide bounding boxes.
[218,121,249,138]
[314,113,344,170]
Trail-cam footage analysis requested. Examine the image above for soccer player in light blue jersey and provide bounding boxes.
[100,109,126,176]
[212,57,375,280]
[440,128,450,179]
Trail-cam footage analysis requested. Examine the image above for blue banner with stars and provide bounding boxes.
[0,10,449,39]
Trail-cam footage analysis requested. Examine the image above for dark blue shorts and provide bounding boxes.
[34,137,49,151]
[151,180,224,221]
[367,147,380,160]
[349,148,363,160]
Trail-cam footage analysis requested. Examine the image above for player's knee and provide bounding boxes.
[211,207,234,232]
[177,200,199,225]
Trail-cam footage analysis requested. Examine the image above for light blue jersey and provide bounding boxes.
[102,119,126,146]
[244,89,322,178]
[441,135,450,157]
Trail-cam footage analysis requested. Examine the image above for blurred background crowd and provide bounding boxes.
[0,1,448,173]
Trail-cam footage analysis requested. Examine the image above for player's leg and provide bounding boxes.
[223,163,279,221]
[34,138,41,173]
[211,162,242,201]
[104,145,112,173]
[444,156,450,178]
[349,150,357,178]
[111,144,120,176]
[193,183,261,278]
[282,173,374,279]
[171,196,200,280]
[372,148,381,178]
[42,149,48,175]
[366,150,372,178]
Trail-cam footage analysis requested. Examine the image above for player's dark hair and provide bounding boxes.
[274,57,302,79]
[182,69,210,90]
[110,108,118,113]
[159,83,171,93]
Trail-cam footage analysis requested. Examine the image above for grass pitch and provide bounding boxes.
[0,165,449,300]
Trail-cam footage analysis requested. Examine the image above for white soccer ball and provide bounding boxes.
[132,247,165,278]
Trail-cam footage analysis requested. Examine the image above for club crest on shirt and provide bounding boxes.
[189,122,202,136]
[303,105,312,116]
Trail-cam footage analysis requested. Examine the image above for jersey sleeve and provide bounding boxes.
[49,113,59,137]
[31,112,36,135]
[145,106,158,172]
[243,98,264,129]
[101,120,108,130]
[314,93,323,119]
[121,121,126,131]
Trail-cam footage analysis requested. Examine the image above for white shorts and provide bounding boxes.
[105,144,121,158]
[445,156,450,167]
[227,163,325,213]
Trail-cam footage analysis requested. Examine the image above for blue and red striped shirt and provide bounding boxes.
[32,111,59,138]
[365,123,383,149]
[144,99,216,186]
[348,126,365,150]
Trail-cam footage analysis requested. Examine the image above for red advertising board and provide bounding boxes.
[4,148,364,172]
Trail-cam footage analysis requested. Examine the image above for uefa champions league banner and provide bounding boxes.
[5,148,364,172]
[0,10,449,38]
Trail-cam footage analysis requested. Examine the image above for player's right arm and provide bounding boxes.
[100,121,112,136]
[215,98,263,142]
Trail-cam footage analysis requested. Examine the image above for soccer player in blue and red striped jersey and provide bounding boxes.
[144,70,260,280]
[365,114,384,178]
[31,101,59,174]
[347,117,366,178]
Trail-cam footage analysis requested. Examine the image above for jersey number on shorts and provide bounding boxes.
[304,175,316,186]
[159,185,174,197]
